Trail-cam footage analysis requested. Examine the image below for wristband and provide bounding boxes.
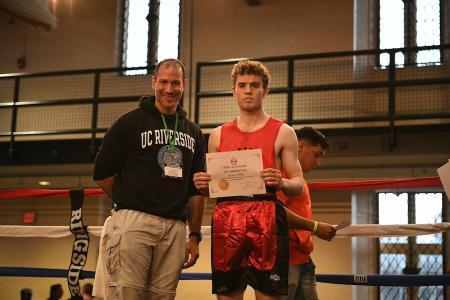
[189,231,202,243]
[312,221,318,234]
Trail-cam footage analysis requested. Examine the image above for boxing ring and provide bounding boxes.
[1,176,449,299]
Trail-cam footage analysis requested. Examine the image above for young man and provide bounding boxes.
[279,127,330,300]
[193,60,335,300]
[93,59,206,299]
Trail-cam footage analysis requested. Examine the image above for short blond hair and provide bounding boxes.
[231,60,271,89]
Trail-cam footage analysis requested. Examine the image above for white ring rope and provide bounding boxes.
[1,222,449,239]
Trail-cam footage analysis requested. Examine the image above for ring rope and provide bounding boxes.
[1,222,450,239]
[1,267,449,286]
[0,176,443,199]
[0,176,447,291]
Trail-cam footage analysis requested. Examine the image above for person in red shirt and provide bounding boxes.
[278,127,330,300]
[194,60,335,300]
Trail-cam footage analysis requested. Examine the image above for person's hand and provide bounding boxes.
[260,168,283,190]
[193,172,211,196]
[183,238,200,269]
[315,222,336,241]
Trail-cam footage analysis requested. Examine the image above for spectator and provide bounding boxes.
[82,283,93,300]
[48,283,63,300]
[20,288,32,300]
[279,126,330,300]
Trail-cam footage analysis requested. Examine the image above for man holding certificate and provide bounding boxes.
[193,60,335,300]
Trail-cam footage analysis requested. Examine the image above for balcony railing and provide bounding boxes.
[195,44,450,149]
[0,45,449,163]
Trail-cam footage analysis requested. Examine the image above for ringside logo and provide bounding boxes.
[354,274,367,284]
[67,190,90,298]
[270,274,281,281]
[68,208,90,296]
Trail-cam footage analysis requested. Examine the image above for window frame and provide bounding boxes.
[376,0,445,67]
[376,191,447,299]
[120,0,182,76]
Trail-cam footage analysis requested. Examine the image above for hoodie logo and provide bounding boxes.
[141,130,196,153]
[158,145,183,171]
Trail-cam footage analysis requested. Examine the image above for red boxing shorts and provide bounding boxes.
[212,199,289,296]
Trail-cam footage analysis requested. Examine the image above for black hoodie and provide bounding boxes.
[93,96,206,220]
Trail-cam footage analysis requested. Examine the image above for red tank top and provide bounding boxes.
[278,182,314,264]
[218,117,283,169]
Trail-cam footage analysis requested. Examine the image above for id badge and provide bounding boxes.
[164,166,183,178]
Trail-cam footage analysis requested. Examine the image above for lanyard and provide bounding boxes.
[161,112,178,151]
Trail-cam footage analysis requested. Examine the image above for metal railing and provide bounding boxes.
[195,44,450,149]
[1,45,449,163]
[0,66,154,160]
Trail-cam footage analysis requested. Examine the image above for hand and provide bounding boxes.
[183,238,200,269]
[193,172,211,196]
[315,222,336,241]
[260,168,283,190]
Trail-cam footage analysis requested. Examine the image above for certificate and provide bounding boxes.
[437,159,450,202]
[206,149,266,198]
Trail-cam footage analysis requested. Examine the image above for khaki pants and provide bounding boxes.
[93,209,186,300]
[93,215,111,298]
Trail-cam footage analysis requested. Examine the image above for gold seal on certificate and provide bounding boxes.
[206,149,266,198]
[218,179,230,190]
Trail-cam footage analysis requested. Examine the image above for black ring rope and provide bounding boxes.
[1,267,450,286]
